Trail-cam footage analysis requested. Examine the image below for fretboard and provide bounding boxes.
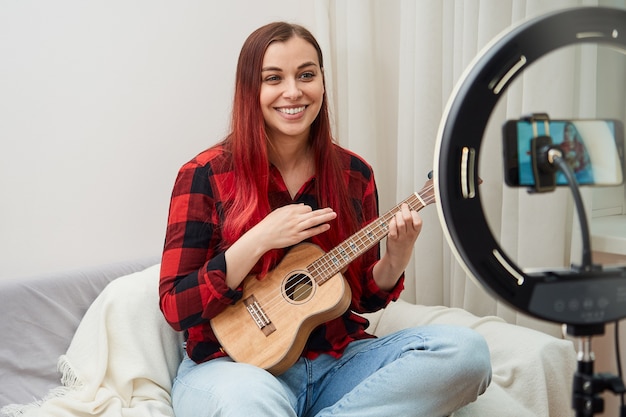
[307,189,431,285]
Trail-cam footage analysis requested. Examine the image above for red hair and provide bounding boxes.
[221,22,359,276]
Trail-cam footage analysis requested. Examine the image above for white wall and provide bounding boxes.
[0,1,316,280]
[2,1,624,282]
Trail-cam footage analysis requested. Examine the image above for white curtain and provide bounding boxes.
[313,0,626,337]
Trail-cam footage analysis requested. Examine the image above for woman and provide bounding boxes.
[560,122,594,184]
[159,21,491,417]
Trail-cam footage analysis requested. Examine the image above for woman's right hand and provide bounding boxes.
[224,204,336,289]
[253,204,337,251]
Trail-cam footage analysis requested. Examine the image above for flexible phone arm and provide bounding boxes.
[546,146,594,272]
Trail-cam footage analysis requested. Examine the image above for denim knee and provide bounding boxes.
[449,326,492,394]
[172,357,297,417]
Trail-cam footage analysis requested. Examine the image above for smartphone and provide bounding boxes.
[502,119,625,187]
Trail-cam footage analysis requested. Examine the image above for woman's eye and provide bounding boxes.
[300,72,315,81]
[264,75,281,83]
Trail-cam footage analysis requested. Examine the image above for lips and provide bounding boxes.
[277,106,306,115]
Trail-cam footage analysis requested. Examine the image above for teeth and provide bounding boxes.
[278,106,305,115]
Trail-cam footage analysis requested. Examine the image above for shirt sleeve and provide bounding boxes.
[159,160,242,332]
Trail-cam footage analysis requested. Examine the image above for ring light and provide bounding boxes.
[434,6,626,326]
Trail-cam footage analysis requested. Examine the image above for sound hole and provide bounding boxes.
[283,272,314,303]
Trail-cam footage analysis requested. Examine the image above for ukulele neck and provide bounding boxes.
[308,191,427,285]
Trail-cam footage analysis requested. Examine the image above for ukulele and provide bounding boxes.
[211,179,435,375]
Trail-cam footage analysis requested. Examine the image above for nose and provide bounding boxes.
[283,80,302,100]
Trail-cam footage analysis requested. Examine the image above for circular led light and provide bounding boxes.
[434,7,626,326]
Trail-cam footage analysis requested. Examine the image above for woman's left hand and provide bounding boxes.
[373,203,422,291]
[386,203,422,262]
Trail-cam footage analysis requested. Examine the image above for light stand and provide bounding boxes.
[529,114,626,415]
[432,6,626,416]
[567,324,626,416]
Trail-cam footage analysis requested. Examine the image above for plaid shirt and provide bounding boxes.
[159,143,404,364]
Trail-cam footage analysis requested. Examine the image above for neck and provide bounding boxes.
[267,134,315,199]
[267,135,311,173]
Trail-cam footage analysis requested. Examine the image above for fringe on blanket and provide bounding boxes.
[0,355,82,417]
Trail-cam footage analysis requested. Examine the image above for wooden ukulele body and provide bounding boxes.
[211,243,352,375]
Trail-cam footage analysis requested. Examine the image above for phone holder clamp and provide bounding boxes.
[526,113,562,193]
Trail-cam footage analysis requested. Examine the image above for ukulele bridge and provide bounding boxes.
[243,295,276,336]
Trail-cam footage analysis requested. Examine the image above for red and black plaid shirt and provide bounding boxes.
[159,143,404,364]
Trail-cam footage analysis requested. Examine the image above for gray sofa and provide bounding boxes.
[0,258,577,416]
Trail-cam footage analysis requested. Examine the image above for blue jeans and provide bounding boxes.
[171,325,492,417]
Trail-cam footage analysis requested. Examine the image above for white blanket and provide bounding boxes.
[1,265,183,417]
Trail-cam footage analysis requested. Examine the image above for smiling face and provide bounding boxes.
[260,36,325,144]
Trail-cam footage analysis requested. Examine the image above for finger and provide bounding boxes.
[394,210,406,233]
[288,203,313,214]
[300,223,332,240]
[399,204,422,231]
[394,203,416,234]
[388,216,398,239]
[411,211,423,232]
[402,204,416,229]
[300,208,336,230]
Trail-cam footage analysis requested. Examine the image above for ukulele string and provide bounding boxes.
[254,182,436,318]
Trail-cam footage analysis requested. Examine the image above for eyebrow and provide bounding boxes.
[261,61,318,72]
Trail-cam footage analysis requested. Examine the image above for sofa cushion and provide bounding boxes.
[0,257,159,408]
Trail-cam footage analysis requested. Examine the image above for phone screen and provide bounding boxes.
[503,119,625,187]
